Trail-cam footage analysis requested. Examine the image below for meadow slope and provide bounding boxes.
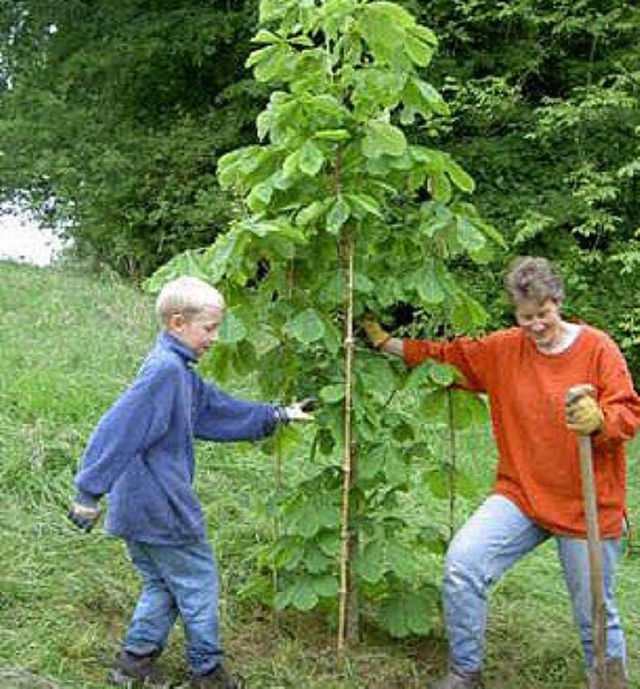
[1,262,639,689]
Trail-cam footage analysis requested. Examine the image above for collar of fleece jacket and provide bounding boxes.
[159,330,199,365]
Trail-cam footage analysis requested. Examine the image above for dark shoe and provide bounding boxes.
[190,664,239,689]
[430,670,483,689]
[108,650,167,687]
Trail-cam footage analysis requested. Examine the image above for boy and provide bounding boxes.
[67,276,314,689]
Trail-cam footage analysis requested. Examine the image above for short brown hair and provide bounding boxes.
[504,256,564,304]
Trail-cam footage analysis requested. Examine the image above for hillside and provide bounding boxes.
[1,262,640,689]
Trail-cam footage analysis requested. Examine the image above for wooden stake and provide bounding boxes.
[338,222,357,654]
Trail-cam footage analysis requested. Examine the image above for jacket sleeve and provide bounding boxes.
[402,335,498,392]
[74,361,177,498]
[593,335,640,448]
[194,378,278,442]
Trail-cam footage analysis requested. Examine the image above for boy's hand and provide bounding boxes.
[282,398,318,423]
[67,493,101,532]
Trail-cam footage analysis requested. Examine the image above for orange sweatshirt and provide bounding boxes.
[403,325,640,538]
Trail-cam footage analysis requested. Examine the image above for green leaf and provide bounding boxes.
[286,497,339,538]
[356,356,398,402]
[292,582,318,611]
[405,79,448,118]
[354,272,375,294]
[430,171,452,203]
[416,264,445,304]
[355,540,386,583]
[358,3,410,64]
[322,322,342,355]
[404,33,433,67]
[249,43,293,83]
[296,200,328,227]
[282,149,302,178]
[254,330,281,357]
[314,129,351,141]
[346,193,383,219]
[218,312,247,344]
[383,447,409,484]
[425,466,449,499]
[404,363,438,393]
[317,530,340,557]
[299,140,325,176]
[449,388,489,429]
[252,29,281,45]
[326,196,351,234]
[379,589,438,638]
[446,158,475,193]
[362,121,407,158]
[420,388,448,420]
[303,546,332,574]
[427,360,456,386]
[312,575,338,598]
[386,541,420,579]
[246,44,277,70]
[217,146,265,189]
[246,180,274,212]
[319,383,345,403]
[450,295,488,331]
[285,308,326,344]
[359,442,384,481]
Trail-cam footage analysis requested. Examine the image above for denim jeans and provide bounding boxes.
[123,539,222,676]
[443,494,624,674]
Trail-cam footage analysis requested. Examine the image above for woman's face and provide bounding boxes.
[514,298,563,350]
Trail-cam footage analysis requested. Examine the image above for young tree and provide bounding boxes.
[149,0,501,646]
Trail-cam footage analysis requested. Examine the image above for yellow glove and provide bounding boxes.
[566,394,604,435]
[362,318,392,348]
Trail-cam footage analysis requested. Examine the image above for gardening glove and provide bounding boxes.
[362,318,392,349]
[67,492,101,533]
[276,398,318,423]
[566,391,604,436]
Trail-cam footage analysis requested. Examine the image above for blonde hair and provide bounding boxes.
[155,276,225,324]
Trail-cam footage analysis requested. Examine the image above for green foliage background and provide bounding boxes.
[2,0,640,371]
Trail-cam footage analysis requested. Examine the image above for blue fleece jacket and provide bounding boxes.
[74,331,279,544]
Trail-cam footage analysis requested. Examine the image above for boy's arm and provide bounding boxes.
[72,361,177,499]
[195,380,284,442]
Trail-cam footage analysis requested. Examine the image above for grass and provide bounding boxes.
[1,260,640,688]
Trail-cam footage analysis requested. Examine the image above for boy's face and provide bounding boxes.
[169,305,224,358]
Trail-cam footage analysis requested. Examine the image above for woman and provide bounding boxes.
[364,256,640,689]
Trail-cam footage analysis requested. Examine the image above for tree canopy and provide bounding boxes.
[2,0,640,369]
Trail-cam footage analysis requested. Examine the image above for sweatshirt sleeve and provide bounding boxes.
[74,360,177,498]
[402,335,498,392]
[593,334,640,448]
[194,378,278,442]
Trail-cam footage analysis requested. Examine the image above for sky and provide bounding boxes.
[0,212,67,266]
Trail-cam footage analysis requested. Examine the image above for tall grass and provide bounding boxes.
[1,261,639,688]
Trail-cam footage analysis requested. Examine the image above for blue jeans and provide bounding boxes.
[443,495,624,674]
[123,539,222,676]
